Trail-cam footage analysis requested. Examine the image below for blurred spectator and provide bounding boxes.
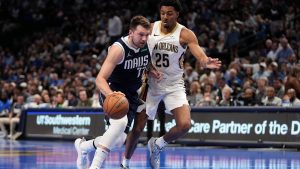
[41,91,52,107]
[0,90,12,117]
[95,30,110,51]
[224,68,243,94]
[261,86,282,106]
[266,0,285,35]
[225,21,240,60]
[281,94,291,107]
[0,94,25,139]
[252,62,269,81]
[184,65,199,83]
[66,89,78,107]
[215,77,233,104]
[286,53,298,68]
[277,37,294,64]
[199,69,216,86]
[272,78,285,98]
[206,39,219,57]
[267,61,285,84]
[187,81,202,107]
[77,88,92,107]
[255,77,268,105]
[216,34,226,54]
[238,87,257,106]
[266,41,279,61]
[196,92,216,107]
[261,39,273,57]
[285,67,300,98]
[202,83,217,99]
[24,94,48,108]
[108,11,122,44]
[220,87,241,106]
[53,91,68,108]
[0,91,13,138]
[287,88,300,106]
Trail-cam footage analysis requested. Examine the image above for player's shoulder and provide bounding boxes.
[108,42,125,57]
[150,23,155,33]
[180,27,197,42]
[150,21,160,33]
[180,27,195,36]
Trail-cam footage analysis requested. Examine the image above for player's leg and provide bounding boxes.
[75,113,127,169]
[75,93,105,169]
[0,117,9,137]
[75,137,93,169]
[157,101,166,136]
[147,101,165,141]
[155,89,190,144]
[145,90,166,169]
[9,117,19,137]
[121,110,148,168]
[161,104,190,142]
[89,115,128,169]
[148,89,190,169]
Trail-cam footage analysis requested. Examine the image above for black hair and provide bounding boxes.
[159,0,182,12]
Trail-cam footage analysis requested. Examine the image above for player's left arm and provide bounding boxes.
[180,28,221,69]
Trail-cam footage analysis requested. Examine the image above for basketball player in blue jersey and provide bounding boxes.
[120,1,222,169]
[74,15,161,169]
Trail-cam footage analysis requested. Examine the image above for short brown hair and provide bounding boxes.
[130,15,150,30]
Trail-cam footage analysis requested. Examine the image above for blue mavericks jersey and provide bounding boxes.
[108,37,150,92]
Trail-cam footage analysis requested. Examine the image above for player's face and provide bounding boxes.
[160,6,179,29]
[130,25,150,48]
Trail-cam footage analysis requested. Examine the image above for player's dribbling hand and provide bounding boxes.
[109,91,126,97]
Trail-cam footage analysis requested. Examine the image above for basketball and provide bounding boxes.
[103,92,129,119]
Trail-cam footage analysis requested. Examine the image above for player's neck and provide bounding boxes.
[160,22,177,35]
[127,36,139,49]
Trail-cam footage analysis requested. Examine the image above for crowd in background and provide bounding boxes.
[1,0,300,138]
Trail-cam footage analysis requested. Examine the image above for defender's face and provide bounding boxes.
[130,25,150,48]
[160,6,179,28]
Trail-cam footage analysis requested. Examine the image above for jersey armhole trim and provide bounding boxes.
[112,42,125,65]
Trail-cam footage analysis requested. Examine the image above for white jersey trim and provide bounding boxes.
[111,42,125,65]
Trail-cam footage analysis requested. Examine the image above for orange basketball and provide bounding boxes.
[103,92,129,119]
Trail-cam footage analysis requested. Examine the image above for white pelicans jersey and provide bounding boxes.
[148,21,187,92]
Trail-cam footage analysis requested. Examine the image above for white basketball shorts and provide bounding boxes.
[146,88,189,120]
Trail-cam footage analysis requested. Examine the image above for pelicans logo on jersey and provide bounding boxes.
[153,42,178,53]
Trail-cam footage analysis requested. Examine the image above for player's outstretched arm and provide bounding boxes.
[181,28,221,69]
[96,45,124,96]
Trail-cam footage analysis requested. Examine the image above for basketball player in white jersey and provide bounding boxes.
[120,0,221,169]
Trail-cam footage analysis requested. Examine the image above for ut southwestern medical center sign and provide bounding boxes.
[25,108,105,139]
[24,107,300,147]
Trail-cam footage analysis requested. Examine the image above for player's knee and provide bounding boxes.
[131,125,144,135]
[114,133,126,148]
[178,121,191,133]
[110,116,128,129]
[118,117,128,129]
